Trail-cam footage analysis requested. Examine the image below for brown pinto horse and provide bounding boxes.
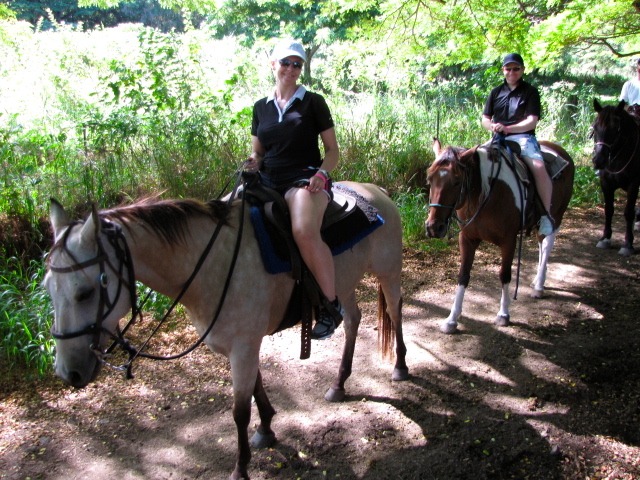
[592,99,640,256]
[44,183,407,480]
[426,138,574,334]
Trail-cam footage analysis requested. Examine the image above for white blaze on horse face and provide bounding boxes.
[439,170,448,178]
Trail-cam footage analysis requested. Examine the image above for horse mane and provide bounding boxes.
[102,197,232,246]
[594,102,638,129]
[428,145,466,177]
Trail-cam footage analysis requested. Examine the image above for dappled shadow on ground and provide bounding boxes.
[1,206,639,479]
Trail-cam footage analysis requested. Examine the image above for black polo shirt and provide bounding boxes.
[483,79,541,135]
[251,89,334,188]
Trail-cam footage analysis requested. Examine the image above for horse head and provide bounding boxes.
[44,199,134,388]
[425,140,473,238]
[592,99,630,171]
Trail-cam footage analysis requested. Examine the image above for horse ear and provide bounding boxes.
[594,98,602,112]
[79,203,101,245]
[617,100,626,112]
[50,198,71,238]
[432,137,442,157]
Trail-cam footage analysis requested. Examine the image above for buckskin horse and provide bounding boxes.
[44,181,407,480]
[592,99,640,256]
[426,138,574,334]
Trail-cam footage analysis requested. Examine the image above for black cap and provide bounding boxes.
[502,53,524,67]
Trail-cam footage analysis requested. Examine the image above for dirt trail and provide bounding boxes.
[1,206,639,480]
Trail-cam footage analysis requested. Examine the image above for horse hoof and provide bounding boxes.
[440,322,458,334]
[495,315,511,327]
[596,238,611,249]
[324,387,346,403]
[392,367,410,381]
[230,468,249,480]
[250,430,276,449]
[530,289,544,299]
[618,247,635,256]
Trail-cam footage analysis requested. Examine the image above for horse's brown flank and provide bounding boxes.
[102,198,232,246]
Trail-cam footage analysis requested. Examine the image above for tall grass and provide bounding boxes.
[0,257,54,375]
[0,22,613,375]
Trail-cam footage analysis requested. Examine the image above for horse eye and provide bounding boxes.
[75,286,94,302]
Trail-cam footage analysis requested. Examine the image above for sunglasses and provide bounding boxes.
[279,58,303,70]
[504,67,522,72]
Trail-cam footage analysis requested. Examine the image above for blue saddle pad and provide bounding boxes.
[250,185,384,274]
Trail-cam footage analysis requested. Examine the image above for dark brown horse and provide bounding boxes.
[592,99,640,256]
[426,138,574,334]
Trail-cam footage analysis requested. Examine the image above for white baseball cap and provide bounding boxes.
[271,40,306,62]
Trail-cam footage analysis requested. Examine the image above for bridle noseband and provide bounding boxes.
[48,218,137,361]
[47,171,247,379]
[428,158,465,226]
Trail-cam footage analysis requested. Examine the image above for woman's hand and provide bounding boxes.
[307,173,324,192]
[308,170,330,193]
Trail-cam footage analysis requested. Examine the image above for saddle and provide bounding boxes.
[482,138,570,231]
[240,172,382,358]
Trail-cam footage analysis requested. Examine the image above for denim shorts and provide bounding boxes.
[505,133,543,161]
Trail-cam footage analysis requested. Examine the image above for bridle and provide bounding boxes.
[49,217,136,360]
[427,159,468,229]
[48,171,247,378]
[594,115,640,176]
[428,148,502,230]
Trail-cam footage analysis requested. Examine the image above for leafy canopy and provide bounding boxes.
[51,0,640,70]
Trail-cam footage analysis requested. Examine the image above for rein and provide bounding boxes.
[428,147,502,230]
[428,141,528,299]
[49,166,247,378]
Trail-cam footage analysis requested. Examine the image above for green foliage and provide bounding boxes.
[570,165,602,207]
[393,189,427,246]
[9,0,187,31]
[0,257,54,376]
[0,22,621,376]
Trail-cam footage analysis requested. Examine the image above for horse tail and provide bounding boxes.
[377,283,395,360]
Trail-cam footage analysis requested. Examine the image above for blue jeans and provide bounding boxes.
[505,133,543,162]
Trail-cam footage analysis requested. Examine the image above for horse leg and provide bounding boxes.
[441,236,478,334]
[531,232,555,298]
[249,369,277,449]
[620,185,640,256]
[495,242,516,326]
[228,349,261,480]
[390,299,409,382]
[597,180,614,249]
[379,278,409,381]
[325,291,360,402]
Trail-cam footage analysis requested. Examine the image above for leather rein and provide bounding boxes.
[428,143,527,299]
[428,148,503,230]
[48,172,246,379]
